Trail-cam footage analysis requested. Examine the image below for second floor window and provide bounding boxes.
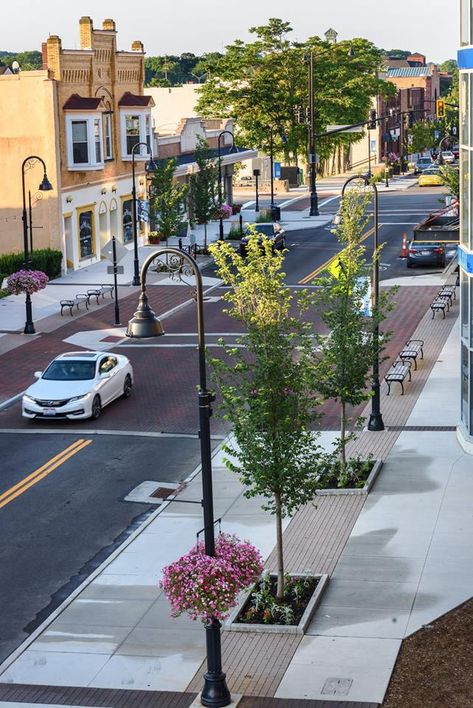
[120,111,153,159]
[126,115,140,154]
[66,114,104,170]
[104,113,113,160]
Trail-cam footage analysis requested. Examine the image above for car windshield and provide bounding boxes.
[422,168,439,174]
[418,158,432,164]
[42,360,96,381]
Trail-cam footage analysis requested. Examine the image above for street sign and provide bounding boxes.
[326,124,364,133]
[273,161,282,178]
[101,238,128,263]
[107,265,124,274]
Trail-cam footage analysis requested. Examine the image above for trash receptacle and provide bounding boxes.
[271,205,281,221]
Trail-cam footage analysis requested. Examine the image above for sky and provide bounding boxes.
[2,0,458,63]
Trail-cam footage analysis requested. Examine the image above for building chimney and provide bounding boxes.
[46,35,62,79]
[41,42,48,70]
[102,18,116,31]
[131,40,144,52]
[79,16,93,49]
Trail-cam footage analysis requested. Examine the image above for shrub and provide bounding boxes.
[227,224,243,240]
[0,249,62,279]
[255,211,273,223]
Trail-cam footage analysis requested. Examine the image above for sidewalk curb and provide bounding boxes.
[0,430,233,677]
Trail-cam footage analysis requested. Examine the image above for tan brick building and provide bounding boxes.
[0,17,154,271]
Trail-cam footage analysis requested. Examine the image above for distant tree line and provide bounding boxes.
[144,52,223,87]
[0,50,42,70]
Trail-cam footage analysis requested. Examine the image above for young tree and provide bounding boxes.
[310,189,392,471]
[149,158,188,244]
[439,164,459,200]
[189,137,218,251]
[409,119,437,154]
[209,233,324,600]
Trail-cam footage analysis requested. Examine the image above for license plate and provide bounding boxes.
[43,408,56,416]
[421,250,430,255]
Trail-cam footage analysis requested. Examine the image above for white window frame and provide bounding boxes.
[104,112,113,160]
[120,109,153,160]
[65,112,104,171]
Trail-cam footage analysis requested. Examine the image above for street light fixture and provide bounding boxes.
[21,155,53,335]
[336,175,385,432]
[126,248,231,707]
[217,130,236,241]
[131,141,158,286]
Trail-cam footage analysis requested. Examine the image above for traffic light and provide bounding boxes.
[369,109,377,129]
[436,99,445,119]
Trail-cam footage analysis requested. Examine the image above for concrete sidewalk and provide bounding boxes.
[0,286,467,706]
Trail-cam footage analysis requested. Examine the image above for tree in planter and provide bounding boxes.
[189,136,218,252]
[148,158,188,246]
[439,163,459,200]
[209,232,324,600]
[310,189,393,476]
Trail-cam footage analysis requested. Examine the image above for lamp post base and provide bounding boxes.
[367,412,385,431]
[24,322,36,335]
[309,192,319,217]
[201,619,231,707]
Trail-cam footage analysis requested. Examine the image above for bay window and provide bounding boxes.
[120,110,153,158]
[66,113,104,170]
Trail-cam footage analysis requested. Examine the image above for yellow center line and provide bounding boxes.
[298,224,383,285]
[0,439,92,510]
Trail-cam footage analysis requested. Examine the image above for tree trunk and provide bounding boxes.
[340,401,347,471]
[274,492,285,601]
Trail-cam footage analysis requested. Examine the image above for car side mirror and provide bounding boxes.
[100,372,112,379]
[34,371,42,379]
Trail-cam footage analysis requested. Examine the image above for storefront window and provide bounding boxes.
[122,198,133,243]
[461,75,469,147]
[79,210,94,258]
[461,0,471,45]
[461,149,470,246]
[462,344,469,429]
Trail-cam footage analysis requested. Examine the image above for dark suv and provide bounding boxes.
[239,223,286,257]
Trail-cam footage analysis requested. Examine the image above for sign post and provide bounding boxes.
[111,236,120,326]
[101,237,127,327]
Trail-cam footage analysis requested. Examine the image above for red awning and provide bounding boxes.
[63,94,104,110]
[118,92,154,107]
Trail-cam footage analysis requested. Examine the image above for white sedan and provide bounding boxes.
[22,351,133,421]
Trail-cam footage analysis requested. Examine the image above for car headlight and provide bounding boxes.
[68,393,91,402]
[23,394,36,404]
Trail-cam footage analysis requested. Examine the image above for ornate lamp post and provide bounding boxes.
[131,142,158,286]
[126,248,231,707]
[217,130,235,241]
[337,175,385,432]
[21,156,53,334]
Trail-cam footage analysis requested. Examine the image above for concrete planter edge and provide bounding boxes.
[316,458,384,496]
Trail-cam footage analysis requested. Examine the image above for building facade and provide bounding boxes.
[458,0,473,451]
[0,17,154,272]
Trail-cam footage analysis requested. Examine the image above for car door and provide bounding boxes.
[97,356,120,404]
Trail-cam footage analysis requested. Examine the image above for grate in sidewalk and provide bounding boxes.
[387,425,457,432]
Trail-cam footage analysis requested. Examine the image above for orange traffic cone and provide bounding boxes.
[401,232,408,258]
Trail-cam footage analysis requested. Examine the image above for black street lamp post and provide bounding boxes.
[217,130,235,241]
[21,156,53,335]
[308,51,319,216]
[339,175,384,432]
[126,248,231,707]
[131,141,158,286]
[253,168,260,212]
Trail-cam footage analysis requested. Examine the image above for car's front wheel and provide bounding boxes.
[91,395,102,420]
[123,374,132,399]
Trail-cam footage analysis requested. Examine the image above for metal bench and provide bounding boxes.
[385,360,412,396]
[99,284,114,299]
[438,286,456,305]
[399,339,424,370]
[431,297,448,319]
[86,285,114,305]
[60,293,89,316]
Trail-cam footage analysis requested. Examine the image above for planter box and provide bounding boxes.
[224,573,329,635]
[316,459,383,496]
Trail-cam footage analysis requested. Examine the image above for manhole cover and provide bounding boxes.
[321,678,353,696]
[150,486,177,499]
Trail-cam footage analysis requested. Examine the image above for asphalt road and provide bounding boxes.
[0,432,214,664]
[0,185,447,665]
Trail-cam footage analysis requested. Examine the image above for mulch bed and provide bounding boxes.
[383,597,473,707]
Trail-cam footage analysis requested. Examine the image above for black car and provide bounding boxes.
[239,223,286,257]
[406,242,446,268]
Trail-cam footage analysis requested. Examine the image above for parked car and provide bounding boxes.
[22,351,133,421]
[239,223,286,257]
[452,145,460,160]
[439,150,455,164]
[418,167,444,187]
[406,242,446,268]
[414,156,434,174]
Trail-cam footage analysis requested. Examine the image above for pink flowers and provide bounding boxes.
[7,269,48,295]
[213,203,233,220]
[160,533,264,623]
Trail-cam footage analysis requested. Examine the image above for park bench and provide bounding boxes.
[86,285,114,304]
[399,339,424,370]
[438,286,456,305]
[430,297,449,319]
[60,293,89,316]
[385,360,412,396]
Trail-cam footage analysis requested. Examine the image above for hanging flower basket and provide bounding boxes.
[160,533,264,623]
[7,269,48,296]
[212,203,233,220]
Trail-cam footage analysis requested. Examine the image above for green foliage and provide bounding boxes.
[409,119,437,154]
[209,231,325,598]
[0,50,42,70]
[196,18,392,166]
[308,188,393,468]
[189,137,219,250]
[382,48,411,59]
[255,211,273,223]
[439,164,459,199]
[0,249,62,278]
[144,52,223,86]
[149,158,188,240]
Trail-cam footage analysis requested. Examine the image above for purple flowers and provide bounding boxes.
[160,533,264,622]
[213,203,233,220]
[7,269,48,295]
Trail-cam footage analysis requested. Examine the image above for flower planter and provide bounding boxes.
[224,573,329,635]
[316,459,383,496]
